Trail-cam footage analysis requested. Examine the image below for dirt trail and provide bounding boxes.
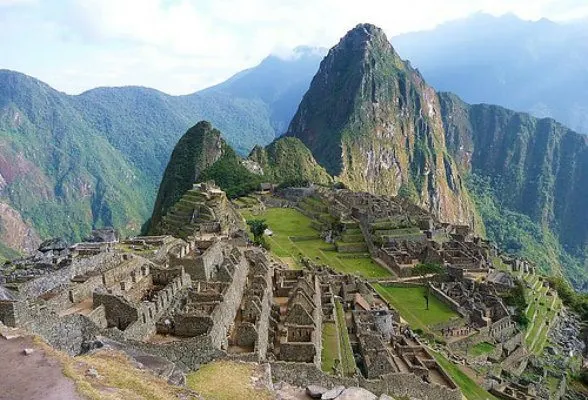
[0,334,83,400]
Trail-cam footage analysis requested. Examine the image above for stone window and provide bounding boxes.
[142,313,146,323]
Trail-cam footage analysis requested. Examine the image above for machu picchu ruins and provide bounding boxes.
[2,180,584,400]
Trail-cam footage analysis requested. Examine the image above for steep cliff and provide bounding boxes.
[286,24,478,227]
[441,93,588,287]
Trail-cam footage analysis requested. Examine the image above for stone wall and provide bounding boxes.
[87,304,107,328]
[279,343,316,363]
[126,335,226,371]
[207,252,249,349]
[17,253,121,300]
[269,362,462,400]
[183,241,224,281]
[93,292,138,330]
[429,284,468,318]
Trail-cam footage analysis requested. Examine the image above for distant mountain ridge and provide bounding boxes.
[0,49,325,256]
[393,13,588,134]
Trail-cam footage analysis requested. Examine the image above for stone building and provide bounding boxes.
[271,269,322,366]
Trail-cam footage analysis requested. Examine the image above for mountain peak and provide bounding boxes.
[287,23,477,226]
[334,23,393,57]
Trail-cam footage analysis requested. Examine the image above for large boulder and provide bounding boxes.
[306,385,328,398]
[321,386,345,400]
[337,387,377,400]
[38,238,68,252]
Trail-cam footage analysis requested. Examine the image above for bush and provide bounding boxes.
[580,368,588,385]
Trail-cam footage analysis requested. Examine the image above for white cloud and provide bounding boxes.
[1,0,586,94]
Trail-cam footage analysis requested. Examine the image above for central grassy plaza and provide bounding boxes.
[239,207,391,279]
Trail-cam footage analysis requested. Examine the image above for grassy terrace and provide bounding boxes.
[432,352,498,400]
[321,322,338,373]
[187,361,272,400]
[335,300,356,376]
[469,342,496,357]
[374,284,461,335]
[239,207,391,279]
[522,272,562,354]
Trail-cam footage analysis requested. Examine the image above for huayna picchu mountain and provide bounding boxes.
[286,23,588,288]
[286,23,479,228]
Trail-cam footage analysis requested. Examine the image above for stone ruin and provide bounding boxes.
[153,181,244,239]
[1,183,563,400]
[270,269,322,365]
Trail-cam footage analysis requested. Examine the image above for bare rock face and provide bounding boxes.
[0,202,41,256]
[287,23,478,227]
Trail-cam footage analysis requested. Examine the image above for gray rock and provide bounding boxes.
[378,395,395,400]
[86,368,100,379]
[321,385,345,400]
[337,387,377,400]
[22,348,34,355]
[306,385,328,398]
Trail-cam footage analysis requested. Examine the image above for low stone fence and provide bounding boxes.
[124,335,226,371]
[269,362,462,400]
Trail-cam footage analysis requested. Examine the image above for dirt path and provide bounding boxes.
[0,334,83,400]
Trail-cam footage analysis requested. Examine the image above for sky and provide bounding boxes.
[1,0,587,95]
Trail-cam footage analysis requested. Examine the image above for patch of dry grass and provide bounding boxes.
[186,361,273,400]
[35,337,198,400]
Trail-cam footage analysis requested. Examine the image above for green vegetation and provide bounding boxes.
[411,262,445,310]
[0,71,279,249]
[335,300,356,376]
[432,352,498,400]
[239,207,391,278]
[186,361,272,400]
[521,273,562,354]
[467,171,587,291]
[469,342,496,357]
[321,322,338,373]
[199,146,263,198]
[249,137,332,186]
[246,219,269,249]
[502,279,529,328]
[374,284,460,334]
[546,276,588,323]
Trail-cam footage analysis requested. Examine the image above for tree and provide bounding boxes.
[412,262,445,310]
[247,219,268,246]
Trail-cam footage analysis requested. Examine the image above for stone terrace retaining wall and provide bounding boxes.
[269,362,462,400]
[429,284,468,318]
[126,335,226,371]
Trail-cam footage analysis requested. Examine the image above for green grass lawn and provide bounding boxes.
[321,322,338,373]
[469,342,496,357]
[240,207,391,279]
[374,284,460,334]
[432,352,498,400]
[335,300,356,376]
